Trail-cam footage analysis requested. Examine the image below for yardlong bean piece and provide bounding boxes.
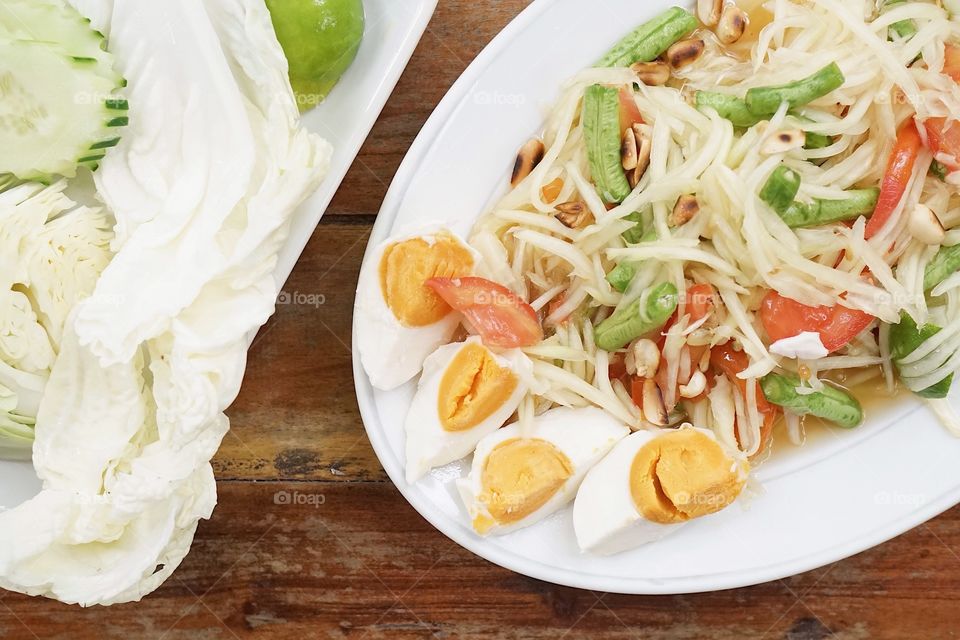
[584,84,632,204]
[889,312,953,399]
[924,244,960,292]
[759,166,801,215]
[760,373,864,428]
[745,63,846,116]
[789,115,834,149]
[777,188,879,228]
[803,130,834,150]
[606,263,637,293]
[884,0,918,39]
[597,7,699,68]
[621,211,645,244]
[696,91,764,127]
[595,282,678,351]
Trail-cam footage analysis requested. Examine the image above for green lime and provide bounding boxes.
[265,0,365,112]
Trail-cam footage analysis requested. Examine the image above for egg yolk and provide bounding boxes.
[378,234,474,327]
[629,430,747,525]
[475,438,573,533]
[438,344,518,432]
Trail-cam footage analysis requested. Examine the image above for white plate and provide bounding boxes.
[0,0,438,509]
[354,0,960,594]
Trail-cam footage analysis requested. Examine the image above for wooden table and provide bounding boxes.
[3,1,959,637]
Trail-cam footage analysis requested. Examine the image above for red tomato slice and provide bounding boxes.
[865,120,923,239]
[657,284,718,349]
[759,291,874,354]
[630,376,644,409]
[608,356,628,381]
[925,118,960,169]
[426,277,544,348]
[618,87,644,136]
[923,45,960,171]
[685,283,716,324]
[710,342,777,453]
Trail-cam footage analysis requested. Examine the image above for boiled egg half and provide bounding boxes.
[356,228,477,390]
[457,406,629,536]
[405,337,532,483]
[573,427,749,555]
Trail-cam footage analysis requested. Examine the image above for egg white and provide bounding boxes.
[355,227,478,391]
[405,337,533,484]
[457,406,629,536]
[573,427,741,556]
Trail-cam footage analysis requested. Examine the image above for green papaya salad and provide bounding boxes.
[455,0,960,458]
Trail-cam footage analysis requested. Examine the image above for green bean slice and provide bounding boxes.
[884,0,918,39]
[696,91,764,127]
[745,63,846,116]
[595,282,678,351]
[597,7,698,68]
[621,210,643,244]
[583,84,632,204]
[888,312,953,399]
[606,263,637,293]
[803,130,834,150]
[760,373,864,429]
[924,244,960,293]
[777,188,879,229]
[760,166,802,215]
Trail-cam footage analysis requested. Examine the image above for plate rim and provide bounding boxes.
[274,0,440,287]
[352,0,960,594]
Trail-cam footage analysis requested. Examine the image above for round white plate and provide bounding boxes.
[353,0,960,594]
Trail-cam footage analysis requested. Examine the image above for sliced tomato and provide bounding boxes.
[922,45,960,171]
[657,284,718,349]
[710,344,774,413]
[630,377,645,408]
[608,355,628,381]
[710,342,777,453]
[925,118,960,170]
[540,177,564,203]
[685,283,716,324]
[759,291,874,354]
[618,86,644,136]
[426,277,544,348]
[865,120,923,239]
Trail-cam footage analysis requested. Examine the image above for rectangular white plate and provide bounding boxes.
[0,0,438,510]
[278,0,439,283]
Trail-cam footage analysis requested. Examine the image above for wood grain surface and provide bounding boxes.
[2,1,959,638]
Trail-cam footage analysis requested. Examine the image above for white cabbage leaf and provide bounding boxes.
[0,180,113,460]
[0,0,330,606]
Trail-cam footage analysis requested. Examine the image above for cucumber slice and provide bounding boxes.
[0,0,126,180]
[0,1,111,64]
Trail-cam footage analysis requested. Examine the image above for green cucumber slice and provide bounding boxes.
[0,0,126,180]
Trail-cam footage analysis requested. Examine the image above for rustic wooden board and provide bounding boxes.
[2,482,958,638]
[4,0,960,637]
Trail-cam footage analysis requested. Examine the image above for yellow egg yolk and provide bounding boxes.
[629,429,747,525]
[378,234,474,327]
[438,343,518,432]
[475,438,574,533]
